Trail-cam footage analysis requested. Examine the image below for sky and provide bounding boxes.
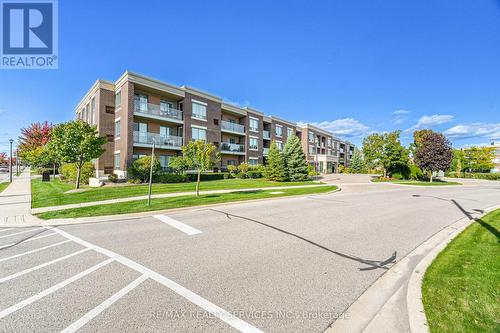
[1,0,500,154]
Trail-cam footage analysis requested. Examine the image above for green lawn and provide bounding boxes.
[31,178,319,208]
[371,178,460,186]
[36,185,337,219]
[0,182,9,193]
[422,209,500,333]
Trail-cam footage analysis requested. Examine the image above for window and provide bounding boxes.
[287,127,293,137]
[159,155,172,169]
[114,153,120,169]
[308,132,314,142]
[249,118,259,132]
[160,100,173,112]
[105,105,115,114]
[309,146,314,155]
[328,138,332,147]
[249,158,258,166]
[249,137,258,150]
[191,127,206,141]
[115,120,121,138]
[134,94,148,112]
[192,101,207,120]
[227,160,237,166]
[276,141,283,151]
[160,126,172,138]
[275,125,283,137]
[91,97,96,124]
[115,90,121,108]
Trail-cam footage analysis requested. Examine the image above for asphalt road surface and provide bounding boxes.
[0,175,499,332]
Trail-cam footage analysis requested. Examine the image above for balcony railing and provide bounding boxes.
[134,102,183,122]
[221,120,245,134]
[133,131,183,148]
[220,142,245,154]
[263,147,270,155]
[263,130,270,139]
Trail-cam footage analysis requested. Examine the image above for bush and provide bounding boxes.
[247,170,262,179]
[59,162,95,184]
[445,172,500,181]
[223,173,231,179]
[128,156,161,182]
[307,164,318,176]
[157,173,189,183]
[235,172,247,179]
[227,165,238,177]
[127,178,142,184]
[186,173,227,181]
[108,173,118,183]
[392,173,403,180]
[237,162,249,175]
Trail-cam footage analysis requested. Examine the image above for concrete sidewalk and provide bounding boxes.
[0,168,36,224]
[31,183,332,214]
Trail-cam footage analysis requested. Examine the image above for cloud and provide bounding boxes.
[408,114,454,130]
[307,118,370,137]
[222,97,250,108]
[392,109,411,124]
[443,123,500,140]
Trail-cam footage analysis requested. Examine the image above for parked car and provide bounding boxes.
[0,166,9,173]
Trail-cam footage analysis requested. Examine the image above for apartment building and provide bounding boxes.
[75,71,355,178]
[491,141,500,173]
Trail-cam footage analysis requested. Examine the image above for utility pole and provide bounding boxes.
[147,140,156,207]
[9,139,13,183]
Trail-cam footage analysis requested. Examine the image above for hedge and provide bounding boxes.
[445,172,500,181]
[186,173,228,181]
[157,173,189,183]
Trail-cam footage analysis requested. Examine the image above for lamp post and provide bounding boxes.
[147,139,156,207]
[16,148,19,175]
[9,139,13,183]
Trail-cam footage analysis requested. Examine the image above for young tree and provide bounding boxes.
[129,156,161,182]
[283,135,309,181]
[49,120,106,189]
[414,131,453,182]
[264,141,286,181]
[18,121,53,166]
[169,156,190,174]
[177,140,220,196]
[462,146,495,173]
[349,148,365,173]
[362,133,384,172]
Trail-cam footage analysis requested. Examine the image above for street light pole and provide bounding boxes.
[9,139,13,183]
[147,140,156,207]
[16,148,19,175]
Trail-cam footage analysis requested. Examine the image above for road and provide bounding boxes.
[0,175,499,332]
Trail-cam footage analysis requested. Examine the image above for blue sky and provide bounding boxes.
[1,0,500,153]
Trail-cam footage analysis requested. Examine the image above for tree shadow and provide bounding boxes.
[475,218,500,242]
[0,226,55,251]
[210,208,396,271]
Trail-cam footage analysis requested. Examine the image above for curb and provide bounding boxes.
[406,203,500,333]
[2,185,341,227]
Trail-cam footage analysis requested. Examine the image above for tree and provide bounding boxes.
[462,146,495,173]
[18,121,53,166]
[176,140,220,196]
[283,135,309,181]
[129,156,161,182]
[362,131,408,177]
[414,131,453,182]
[349,148,365,173]
[169,156,189,174]
[49,120,106,189]
[0,152,7,165]
[264,141,286,181]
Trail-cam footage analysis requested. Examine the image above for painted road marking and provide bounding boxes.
[0,240,71,263]
[61,274,148,333]
[0,228,14,234]
[153,214,202,236]
[0,248,91,284]
[0,228,44,240]
[50,227,264,333]
[0,258,114,319]
[0,232,57,250]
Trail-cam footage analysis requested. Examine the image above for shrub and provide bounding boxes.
[392,173,403,180]
[128,156,161,182]
[223,173,231,179]
[127,178,142,184]
[235,172,247,179]
[307,164,318,177]
[59,162,95,184]
[409,163,424,180]
[157,173,189,183]
[227,165,238,177]
[247,170,262,179]
[237,162,249,175]
[445,172,500,181]
[186,173,227,181]
[108,174,118,183]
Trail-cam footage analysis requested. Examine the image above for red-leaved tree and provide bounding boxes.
[18,121,53,153]
[414,131,453,182]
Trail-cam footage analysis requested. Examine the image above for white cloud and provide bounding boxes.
[408,114,454,130]
[443,123,500,140]
[222,97,250,108]
[307,118,370,137]
[392,109,411,124]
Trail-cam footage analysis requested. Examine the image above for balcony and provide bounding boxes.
[263,147,270,155]
[133,131,183,150]
[263,130,270,140]
[221,120,245,135]
[134,102,183,124]
[220,142,245,155]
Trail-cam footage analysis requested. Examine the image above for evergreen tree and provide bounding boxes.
[264,141,286,181]
[349,148,365,173]
[283,135,309,181]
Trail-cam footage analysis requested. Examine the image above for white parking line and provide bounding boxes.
[0,232,57,250]
[50,227,263,333]
[61,274,148,333]
[0,228,14,234]
[0,240,71,263]
[153,215,202,235]
[0,258,114,319]
[0,248,91,284]
[0,228,43,240]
